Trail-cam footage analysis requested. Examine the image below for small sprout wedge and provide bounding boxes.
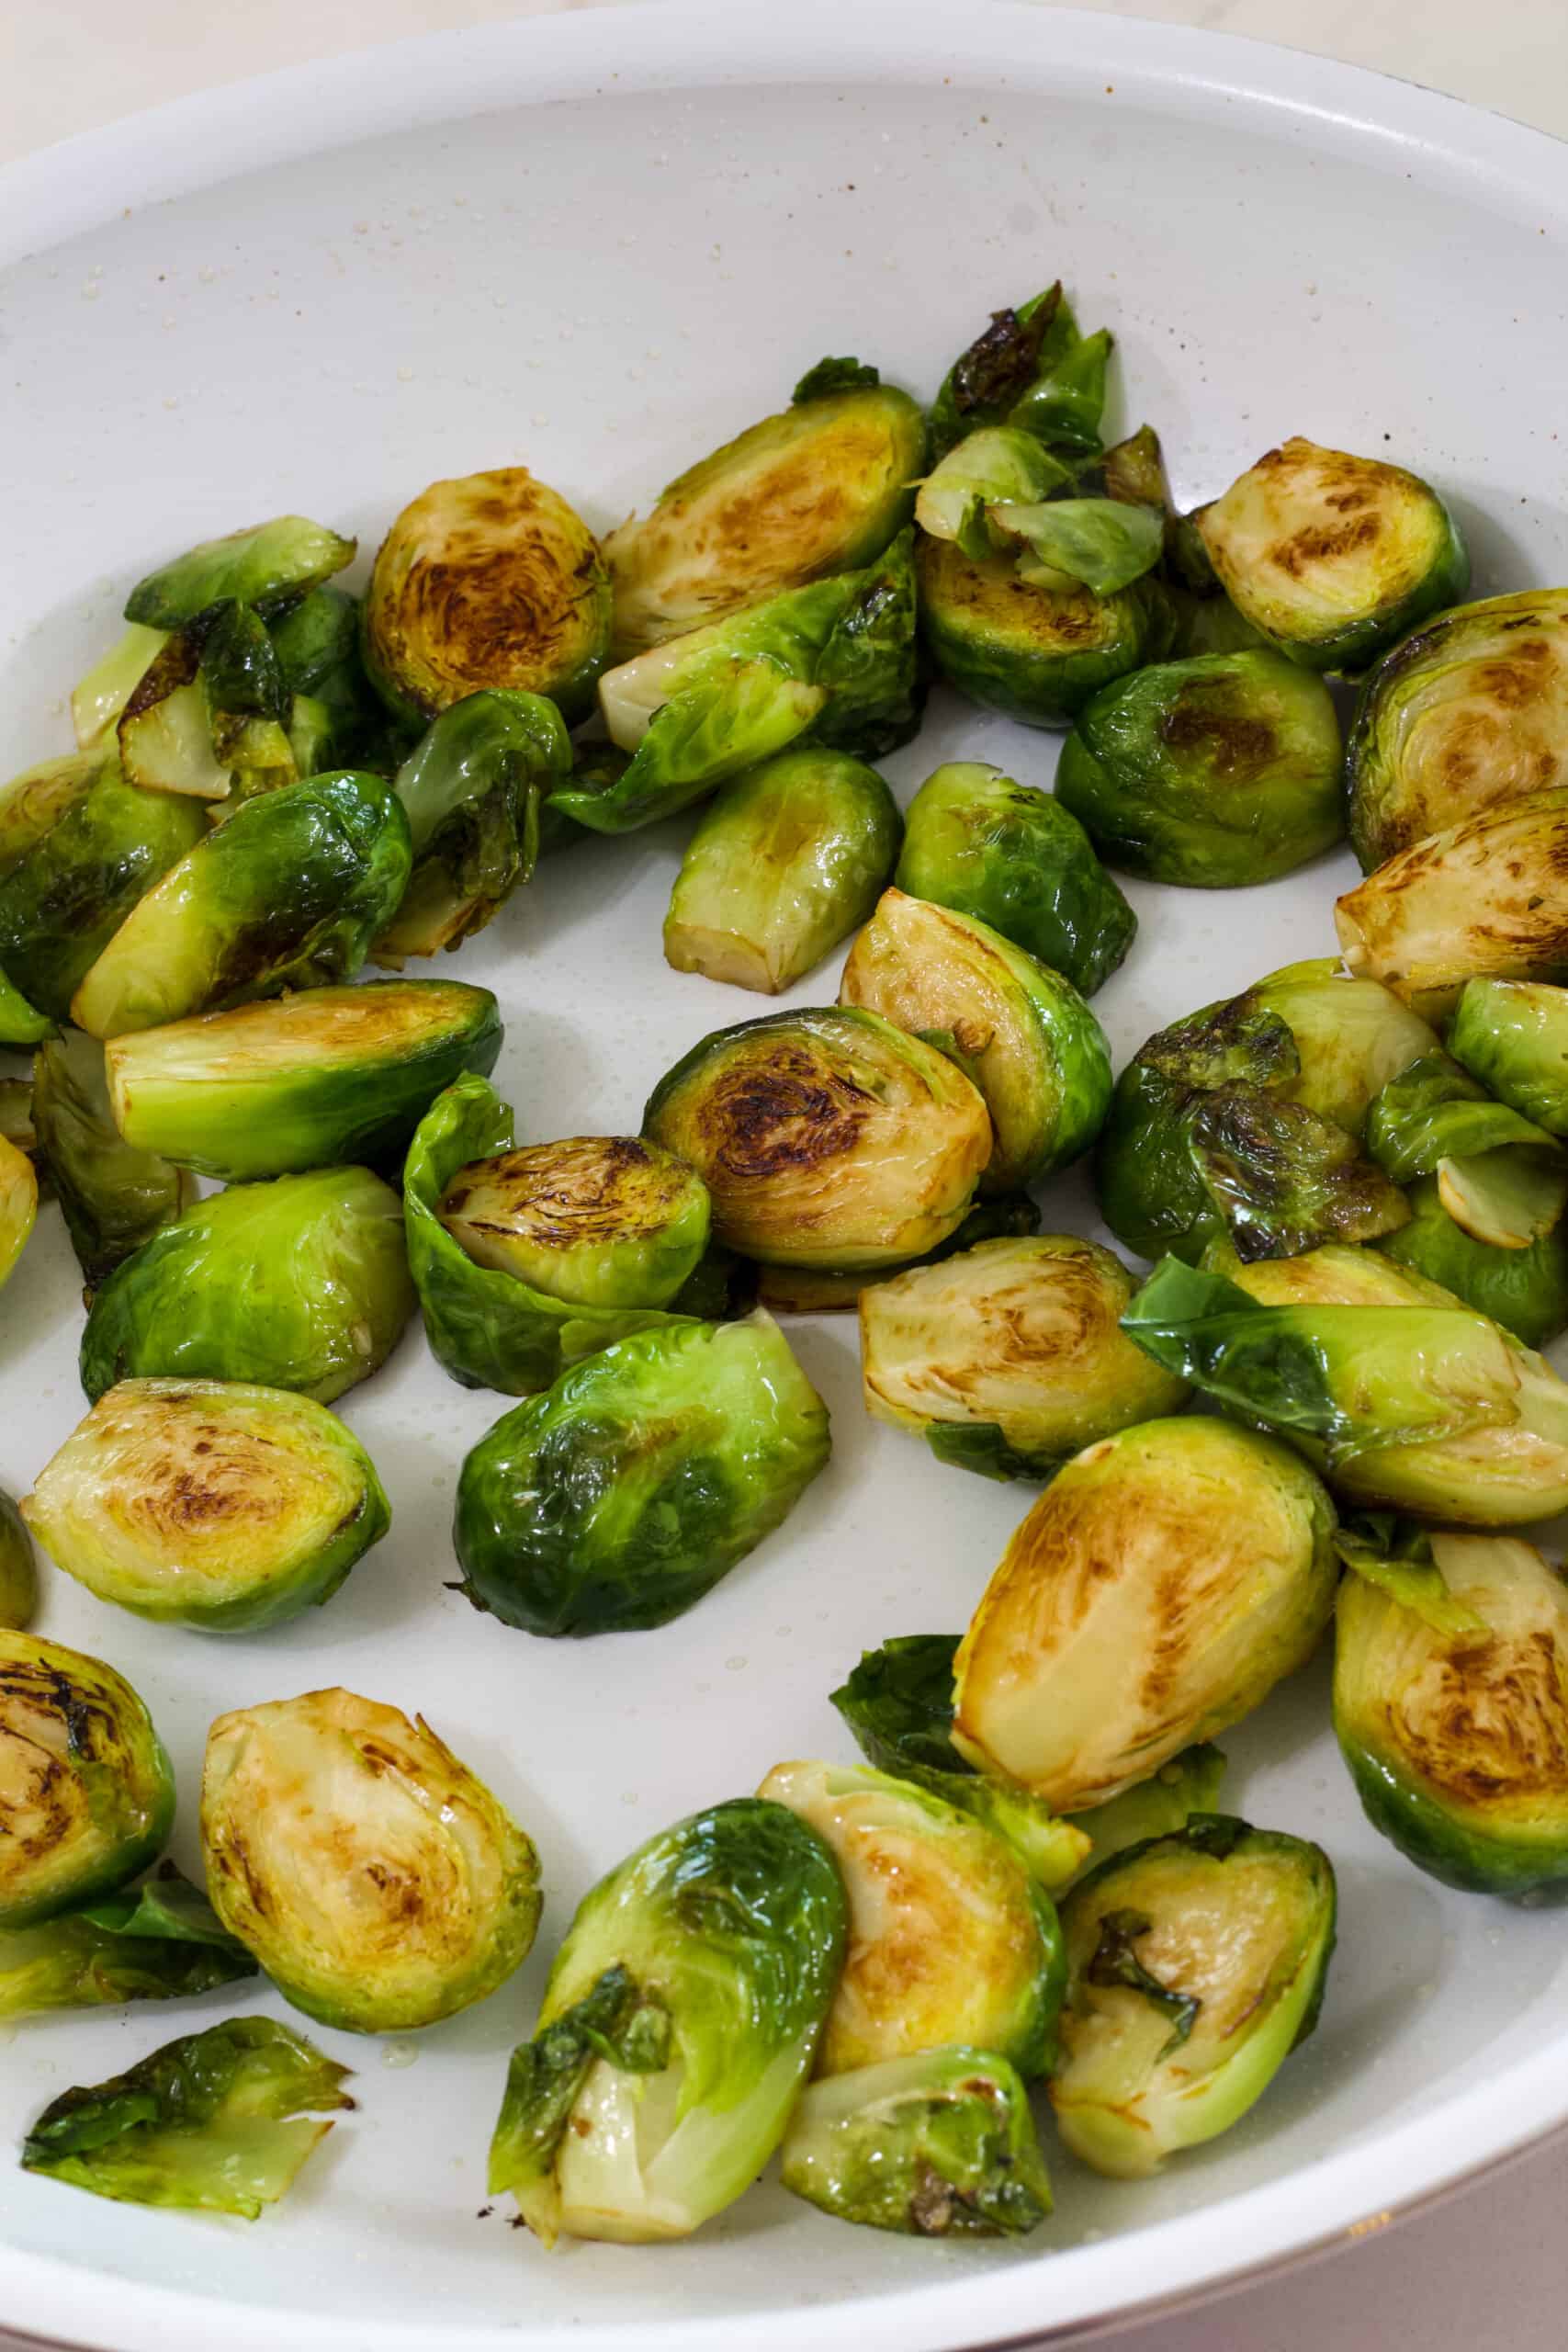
[31,1029,188,1289]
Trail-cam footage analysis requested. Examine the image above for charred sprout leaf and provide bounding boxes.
[793,356,882,401]
[365,468,611,726]
[917,535,1173,730]
[25,1378,390,1634]
[31,1030,186,1288]
[453,1313,829,1636]
[1052,1818,1337,2177]
[664,746,901,996]
[995,498,1163,596]
[0,1131,38,1289]
[929,285,1110,463]
[781,2047,1052,2238]
[1188,1084,1410,1262]
[81,1165,414,1406]
[438,1132,708,1307]
[759,1759,1066,2078]
[0,1867,257,2019]
[643,1006,991,1272]
[73,631,170,752]
[0,1491,39,1631]
[953,1418,1337,1809]
[203,1687,541,2031]
[21,2015,351,2215]
[125,516,355,629]
[1346,590,1568,870]
[106,979,502,1183]
[1381,1171,1568,1350]
[1195,438,1468,675]
[0,1629,175,1927]
[914,427,1077,560]
[490,1799,845,2245]
[1450,978,1568,1138]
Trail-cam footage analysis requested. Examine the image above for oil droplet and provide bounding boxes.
[381,2041,420,2070]
[726,1656,748,1672]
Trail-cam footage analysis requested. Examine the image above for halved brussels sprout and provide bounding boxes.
[0,751,107,876]
[754,1190,1041,1317]
[25,1378,389,1634]
[605,371,924,651]
[454,1313,829,1635]
[644,1006,991,1272]
[917,536,1172,730]
[406,1077,703,1395]
[1346,590,1568,869]
[489,1798,845,2245]
[125,515,355,629]
[0,1493,39,1631]
[1336,1527,1568,1894]
[364,468,611,726]
[664,747,901,995]
[21,2015,351,2215]
[1450,978,1568,1137]
[829,1633,1092,1889]
[1249,956,1438,1134]
[0,1865,256,2019]
[1195,437,1468,674]
[561,533,920,834]
[31,1029,187,1288]
[0,1630,175,1927]
[105,978,502,1182]
[203,1686,541,2031]
[73,630,170,752]
[1051,1816,1336,2177]
[953,1418,1337,1808]
[859,1235,1191,1482]
[1380,1172,1568,1350]
[840,888,1111,1192]
[1126,1247,1568,1526]
[1337,788,1568,1020]
[758,1758,1065,2079]
[0,1131,38,1292]
[780,2048,1052,2238]
[914,425,1076,558]
[71,771,412,1039]
[1055,650,1343,886]
[893,760,1135,998]
[118,602,298,807]
[928,284,1111,463]
[81,1165,414,1406]
[0,767,205,1023]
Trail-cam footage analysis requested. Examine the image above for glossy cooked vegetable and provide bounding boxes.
[927,283,1111,463]
[1380,1172,1568,1351]
[664,746,901,994]
[104,979,502,1182]
[488,1798,845,2245]
[453,1313,829,1635]
[124,516,356,628]
[0,750,107,875]
[643,1007,992,1271]
[0,1866,256,2018]
[752,1189,1041,1317]
[0,1131,38,1293]
[1450,978,1568,1137]
[30,1028,187,1287]
[0,1493,39,1631]
[952,1419,1337,1808]
[115,601,298,808]
[917,536,1172,729]
[25,1379,390,1634]
[202,1687,541,2031]
[81,1165,414,1406]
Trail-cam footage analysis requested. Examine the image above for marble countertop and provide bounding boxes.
[5,4,1567,2349]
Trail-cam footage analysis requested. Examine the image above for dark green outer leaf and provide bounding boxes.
[32,1030,186,1289]
[793,356,881,401]
[199,602,289,726]
[1085,1907,1201,2057]
[1189,1083,1410,1263]
[1366,1050,1559,1181]
[489,1964,670,2199]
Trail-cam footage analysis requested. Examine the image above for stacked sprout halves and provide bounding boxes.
[5,279,1568,2251]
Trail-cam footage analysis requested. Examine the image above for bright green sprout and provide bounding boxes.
[31,1028,187,1288]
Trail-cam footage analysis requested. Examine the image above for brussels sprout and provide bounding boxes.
[1345,590,1568,870]
[644,1006,991,1271]
[840,888,1111,1192]
[1450,978,1568,1137]
[890,761,1133,999]
[914,426,1076,558]
[1166,583,1273,659]
[780,2048,1052,2238]
[81,1165,414,1406]
[953,1419,1337,1808]
[118,603,298,807]
[0,751,107,876]
[0,1131,38,1291]
[203,1686,540,2031]
[71,771,412,1040]
[73,629,170,752]
[21,2015,351,2215]
[917,536,1172,729]
[754,1190,1041,1317]
[605,372,924,651]
[1194,438,1468,674]
[0,1630,175,1927]
[1050,1816,1337,2177]
[490,1798,843,2245]
[758,1758,1065,2078]
[0,1865,256,2018]
[454,1312,829,1636]
[859,1235,1191,1482]
[928,284,1111,463]
[405,1077,702,1395]
[364,468,611,727]
[1183,1086,1411,1262]
[31,1029,187,1288]
[124,515,355,629]
[1125,1248,1568,1526]
[0,766,205,1023]
[994,500,1164,598]
[1337,788,1568,1019]
[664,747,901,994]
[1249,956,1439,1135]
[562,533,920,834]
[105,979,502,1183]
[1364,1048,1566,1250]
[1381,1173,1568,1350]
[1055,650,1343,887]
[1335,1527,1568,1894]
[25,1378,389,1634]
[0,1492,39,1631]
[269,583,388,775]
[829,1633,1092,1889]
